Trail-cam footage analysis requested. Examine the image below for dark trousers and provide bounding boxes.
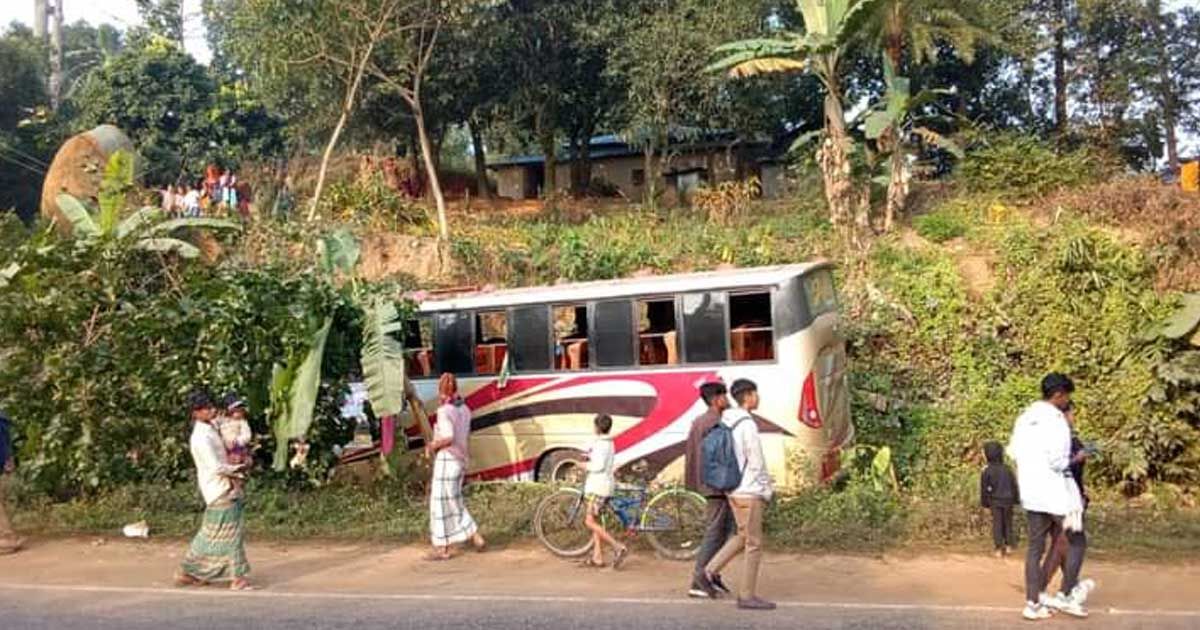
[1040,519,1088,594]
[1025,511,1086,603]
[990,506,1014,549]
[692,496,735,581]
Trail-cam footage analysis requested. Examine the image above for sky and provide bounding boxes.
[0,0,211,64]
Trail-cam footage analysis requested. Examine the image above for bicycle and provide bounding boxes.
[533,482,707,561]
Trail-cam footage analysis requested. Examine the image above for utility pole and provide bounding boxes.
[49,0,64,110]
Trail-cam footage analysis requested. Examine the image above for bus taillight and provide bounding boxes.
[799,372,823,429]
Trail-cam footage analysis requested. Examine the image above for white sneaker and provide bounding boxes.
[1046,591,1088,618]
[1022,602,1052,621]
[1072,578,1096,605]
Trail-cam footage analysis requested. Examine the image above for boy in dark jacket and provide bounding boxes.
[980,441,1019,557]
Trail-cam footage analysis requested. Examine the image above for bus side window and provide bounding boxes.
[509,305,551,372]
[638,298,678,366]
[403,317,434,378]
[553,304,589,370]
[475,310,508,375]
[729,292,774,362]
[682,292,728,364]
[434,311,474,375]
[594,300,635,368]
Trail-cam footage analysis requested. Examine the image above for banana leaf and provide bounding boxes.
[360,298,407,418]
[272,318,332,471]
[134,238,201,259]
[56,193,100,239]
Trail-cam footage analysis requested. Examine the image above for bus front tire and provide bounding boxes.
[538,449,587,485]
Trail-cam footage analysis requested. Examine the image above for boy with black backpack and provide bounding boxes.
[699,379,775,611]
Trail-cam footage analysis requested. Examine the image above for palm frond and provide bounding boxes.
[360,298,408,418]
[55,194,100,239]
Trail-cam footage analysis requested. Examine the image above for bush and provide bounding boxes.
[913,209,969,243]
[958,133,1115,199]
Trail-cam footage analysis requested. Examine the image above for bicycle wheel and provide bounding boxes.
[533,488,594,558]
[641,488,707,561]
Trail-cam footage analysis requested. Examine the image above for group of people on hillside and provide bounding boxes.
[159,166,249,220]
[982,373,1096,621]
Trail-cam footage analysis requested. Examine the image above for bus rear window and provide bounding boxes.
[729,291,774,362]
[804,270,837,317]
[475,310,507,375]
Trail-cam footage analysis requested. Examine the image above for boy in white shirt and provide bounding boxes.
[702,379,775,610]
[582,414,628,569]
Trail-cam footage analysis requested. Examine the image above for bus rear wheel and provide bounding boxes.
[538,449,587,485]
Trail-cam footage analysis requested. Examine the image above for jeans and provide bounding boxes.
[692,496,735,582]
[706,496,765,600]
[990,506,1015,549]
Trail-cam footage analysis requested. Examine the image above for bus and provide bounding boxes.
[356,263,852,488]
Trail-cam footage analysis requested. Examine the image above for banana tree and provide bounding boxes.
[268,229,428,471]
[860,0,985,229]
[56,193,241,259]
[711,0,882,245]
[863,58,963,231]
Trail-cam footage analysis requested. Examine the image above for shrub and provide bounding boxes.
[693,177,761,226]
[913,209,968,243]
[958,133,1115,199]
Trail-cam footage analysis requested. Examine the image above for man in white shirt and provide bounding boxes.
[702,379,775,611]
[1008,373,1088,620]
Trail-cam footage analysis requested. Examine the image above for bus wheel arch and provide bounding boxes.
[536,448,587,485]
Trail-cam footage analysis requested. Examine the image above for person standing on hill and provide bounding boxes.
[701,379,776,611]
[1008,373,1089,621]
[980,440,1019,557]
[0,408,24,555]
[684,381,735,599]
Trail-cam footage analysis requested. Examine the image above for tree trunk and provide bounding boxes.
[414,103,448,240]
[817,92,865,246]
[643,145,658,207]
[1149,0,1180,174]
[468,119,492,200]
[1053,0,1068,142]
[49,0,63,110]
[539,130,557,204]
[34,0,48,40]
[309,106,351,222]
[882,30,908,232]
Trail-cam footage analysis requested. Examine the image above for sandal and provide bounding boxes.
[229,578,256,591]
[578,557,606,568]
[173,572,205,588]
[612,546,629,570]
[423,552,452,562]
[471,535,487,553]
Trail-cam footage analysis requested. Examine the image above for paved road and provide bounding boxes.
[1,583,1197,630]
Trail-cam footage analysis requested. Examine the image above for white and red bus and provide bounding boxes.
[355,263,851,488]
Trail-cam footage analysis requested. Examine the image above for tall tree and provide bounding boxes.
[609,0,766,206]
[48,0,63,110]
[713,0,880,244]
[1142,1,1200,174]
[862,0,985,230]
[136,0,186,44]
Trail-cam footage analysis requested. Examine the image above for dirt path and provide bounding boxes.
[2,537,1198,615]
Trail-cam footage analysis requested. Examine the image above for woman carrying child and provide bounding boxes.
[581,414,629,569]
